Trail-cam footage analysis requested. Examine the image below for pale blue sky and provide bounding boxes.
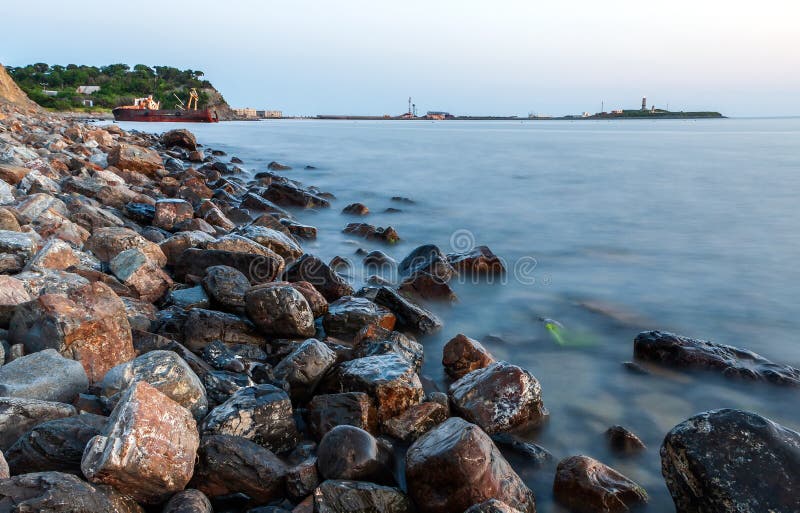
[3,0,798,116]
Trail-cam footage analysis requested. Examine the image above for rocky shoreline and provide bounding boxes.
[0,95,799,513]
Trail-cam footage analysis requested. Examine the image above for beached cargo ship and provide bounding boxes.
[112,89,219,123]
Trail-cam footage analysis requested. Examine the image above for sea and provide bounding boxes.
[117,117,800,512]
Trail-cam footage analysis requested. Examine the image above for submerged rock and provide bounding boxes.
[343,223,400,243]
[442,333,496,379]
[406,417,536,513]
[553,455,648,513]
[661,409,800,513]
[605,425,646,454]
[634,330,800,385]
[447,245,506,276]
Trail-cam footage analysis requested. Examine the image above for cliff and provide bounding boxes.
[0,64,39,111]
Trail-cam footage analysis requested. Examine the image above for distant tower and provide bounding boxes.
[408,97,412,115]
[641,97,647,110]
[412,103,416,117]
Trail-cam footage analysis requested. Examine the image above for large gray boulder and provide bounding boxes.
[0,349,88,403]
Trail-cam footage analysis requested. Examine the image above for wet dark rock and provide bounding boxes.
[442,334,496,379]
[338,354,424,424]
[406,417,536,513]
[0,471,144,513]
[237,225,303,260]
[290,281,328,318]
[622,361,649,374]
[203,339,249,372]
[282,220,318,240]
[268,161,292,171]
[162,129,198,151]
[317,425,394,483]
[312,480,414,513]
[98,349,208,419]
[183,308,263,352]
[490,433,553,467]
[286,455,319,502]
[0,348,88,403]
[399,271,458,303]
[307,392,379,440]
[661,408,800,513]
[201,384,300,453]
[274,338,338,402]
[391,196,415,204]
[553,455,647,513]
[203,369,255,405]
[634,330,800,385]
[356,286,443,335]
[286,254,354,302]
[231,156,244,164]
[162,489,213,513]
[606,425,646,454]
[363,250,396,268]
[342,203,369,215]
[323,296,396,340]
[465,500,524,513]
[202,265,250,310]
[245,283,316,338]
[174,248,284,285]
[447,246,506,276]
[242,192,291,215]
[383,401,447,442]
[192,434,288,506]
[123,202,156,224]
[343,223,400,243]
[353,324,424,372]
[398,244,455,281]
[5,413,107,475]
[263,182,330,209]
[449,361,547,434]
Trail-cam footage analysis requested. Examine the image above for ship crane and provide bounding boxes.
[187,88,199,111]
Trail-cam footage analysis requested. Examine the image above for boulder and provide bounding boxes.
[317,425,394,483]
[81,381,200,504]
[0,349,88,403]
[268,161,292,171]
[353,325,424,372]
[159,231,215,265]
[162,489,213,513]
[274,338,338,402]
[202,265,250,310]
[343,223,400,243]
[201,384,300,453]
[0,397,77,451]
[342,203,369,215]
[465,500,524,513]
[286,254,354,301]
[399,271,458,302]
[383,402,448,442]
[0,471,144,513]
[0,275,30,328]
[153,199,194,231]
[323,296,396,340]
[245,283,316,338]
[24,239,79,272]
[290,280,328,318]
[183,308,263,352]
[338,354,424,424]
[85,226,167,266]
[5,413,107,475]
[399,244,455,280]
[0,207,20,231]
[161,129,197,151]
[442,334,495,379]
[356,286,442,335]
[553,455,648,513]
[0,164,30,185]
[449,361,547,434]
[405,417,536,513]
[447,245,506,276]
[9,281,135,383]
[175,248,283,285]
[169,285,210,310]
[192,434,288,505]
[313,480,413,513]
[202,339,266,372]
[307,392,379,440]
[661,409,800,513]
[99,349,208,419]
[237,225,303,260]
[634,330,800,386]
[262,182,330,209]
[605,425,646,454]
[14,268,90,297]
[203,369,256,405]
[0,229,37,264]
[108,143,163,176]
[109,248,173,303]
[286,454,320,502]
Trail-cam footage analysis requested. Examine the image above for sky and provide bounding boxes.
[2,0,798,117]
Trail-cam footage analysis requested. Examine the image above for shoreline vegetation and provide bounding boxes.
[0,62,797,513]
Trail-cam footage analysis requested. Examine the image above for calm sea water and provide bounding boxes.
[120,118,800,512]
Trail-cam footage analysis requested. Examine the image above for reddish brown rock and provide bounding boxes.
[159,231,215,265]
[290,281,328,317]
[383,401,448,442]
[245,282,316,338]
[399,271,457,302]
[286,455,320,502]
[342,203,369,215]
[9,281,135,383]
[191,434,287,505]
[307,392,379,440]
[0,275,30,328]
[237,225,303,261]
[406,417,536,513]
[606,425,646,454]
[81,381,200,504]
[0,207,20,231]
[108,143,163,177]
[85,226,167,266]
[447,245,506,276]
[0,164,30,185]
[449,361,547,434]
[343,223,400,243]
[24,239,79,271]
[109,248,173,303]
[0,451,8,479]
[553,455,648,513]
[161,129,197,151]
[442,334,496,379]
[338,354,424,425]
[153,199,195,231]
[312,480,413,513]
[286,254,354,302]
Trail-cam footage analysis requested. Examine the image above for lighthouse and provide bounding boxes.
[641,97,647,110]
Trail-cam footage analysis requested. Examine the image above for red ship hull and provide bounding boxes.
[112,108,219,123]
